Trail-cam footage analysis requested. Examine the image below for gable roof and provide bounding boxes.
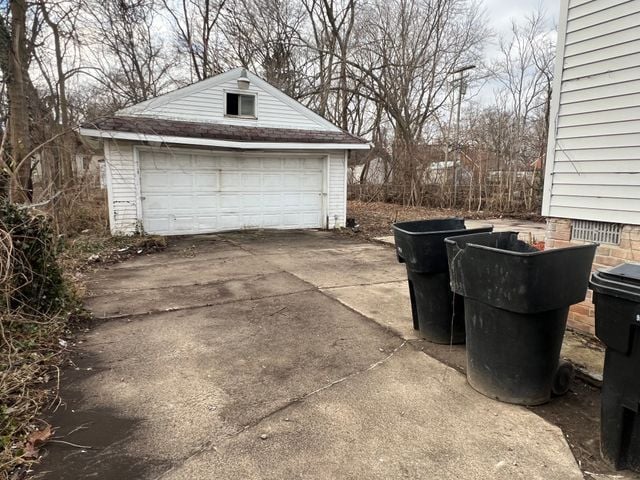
[81,116,368,148]
[117,68,341,132]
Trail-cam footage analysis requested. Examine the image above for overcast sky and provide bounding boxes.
[473,0,560,104]
[484,0,559,32]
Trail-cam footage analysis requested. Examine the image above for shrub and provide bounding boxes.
[0,199,69,315]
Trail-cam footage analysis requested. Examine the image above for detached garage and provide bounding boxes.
[80,69,369,235]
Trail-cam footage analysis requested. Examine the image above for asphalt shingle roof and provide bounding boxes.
[82,116,368,145]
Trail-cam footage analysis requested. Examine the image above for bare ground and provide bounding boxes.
[347,200,545,238]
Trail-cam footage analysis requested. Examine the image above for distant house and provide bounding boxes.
[80,68,369,235]
[542,0,640,334]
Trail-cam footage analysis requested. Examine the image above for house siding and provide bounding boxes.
[542,0,640,225]
[104,140,348,235]
[121,74,336,132]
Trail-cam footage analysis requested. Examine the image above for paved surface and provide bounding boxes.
[37,231,583,480]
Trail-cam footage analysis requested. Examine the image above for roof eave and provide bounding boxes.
[79,128,371,150]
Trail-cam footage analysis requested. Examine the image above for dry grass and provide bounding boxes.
[347,200,544,238]
[0,312,71,480]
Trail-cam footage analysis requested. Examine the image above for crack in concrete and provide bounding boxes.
[89,287,318,321]
[85,272,280,298]
[151,340,408,480]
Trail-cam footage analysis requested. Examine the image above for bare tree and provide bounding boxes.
[83,0,175,106]
[161,0,227,81]
[488,8,554,210]
[354,0,488,205]
[223,0,308,98]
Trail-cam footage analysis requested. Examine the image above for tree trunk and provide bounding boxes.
[8,0,32,203]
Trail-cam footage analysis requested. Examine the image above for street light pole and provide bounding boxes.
[451,65,475,207]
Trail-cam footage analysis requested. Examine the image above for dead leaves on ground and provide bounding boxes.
[22,424,53,460]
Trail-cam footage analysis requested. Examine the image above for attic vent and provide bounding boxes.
[571,220,621,245]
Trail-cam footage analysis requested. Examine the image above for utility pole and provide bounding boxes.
[451,65,475,207]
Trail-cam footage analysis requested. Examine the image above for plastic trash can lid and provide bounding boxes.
[590,263,640,303]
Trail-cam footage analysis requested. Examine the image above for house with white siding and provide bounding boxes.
[543,0,640,334]
[80,68,369,236]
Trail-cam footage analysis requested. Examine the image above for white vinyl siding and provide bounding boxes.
[104,140,348,235]
[104,140,139,234]
[120,70,337,132]
[328,152,347,228]
[542,0,640,225]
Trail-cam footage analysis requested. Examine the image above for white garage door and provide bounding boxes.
[139,151,325,235]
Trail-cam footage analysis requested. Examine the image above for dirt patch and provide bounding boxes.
[347,200,545,238]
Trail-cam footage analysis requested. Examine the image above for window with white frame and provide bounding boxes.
[226,92,256,117]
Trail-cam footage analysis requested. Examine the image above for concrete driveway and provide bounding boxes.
[38,231,582,479]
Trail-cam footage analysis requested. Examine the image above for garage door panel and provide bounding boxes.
[261,194,283,207]
[197,217,218,230]
[283,174,303,188]
[300,193,321,208]
[220,158,237,169]
[302,212,322,225]
[141,171,169,190]
[262,174,282,189]
[193,195,217,209]
[140,151,325,234]
[282,193,301,207]
[304,159,322,169]
[172,216,198,231]
[283,159,302,169]
[262,214,282,227]
[301,173,323,190]
[170,174,194,189]
[195,173,218,188]
[144,216,170,233]
[243,158,262,169]
[242,173,262,188]
[172,155,192,169]
[143,195,171,212]
[220,173,242,189]
[194,156,219,169]
[241,194,262,208]
[220,194,242,208]
[170,195,197,211]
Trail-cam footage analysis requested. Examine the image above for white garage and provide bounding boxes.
[80,68,369,235]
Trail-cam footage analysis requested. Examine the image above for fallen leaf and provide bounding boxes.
[23,425,53,459]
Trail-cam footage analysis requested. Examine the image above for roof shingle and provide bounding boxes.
[82,116,368,145]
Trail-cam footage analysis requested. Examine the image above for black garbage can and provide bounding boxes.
[445,231,596,405]
[590,263,640,472]
[392,219,492,344]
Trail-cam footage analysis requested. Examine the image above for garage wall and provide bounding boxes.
[104,139,139,234]
[104,140,348,235]
[328,151,347,229]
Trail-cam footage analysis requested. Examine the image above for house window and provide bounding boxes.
[226,92,256,117]
[571,220,621,245]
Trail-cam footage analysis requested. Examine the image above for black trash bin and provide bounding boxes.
[392,219,492,344]
[445,231,596,405]
[590,263,640,472]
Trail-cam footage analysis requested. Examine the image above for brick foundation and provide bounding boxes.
[545,218,640,335]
